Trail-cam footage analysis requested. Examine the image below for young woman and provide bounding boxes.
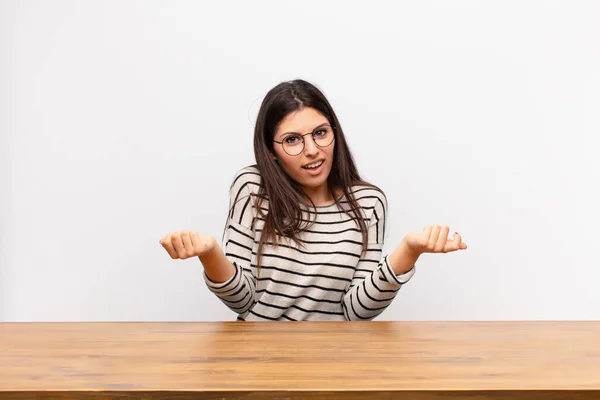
[160,79,467,321]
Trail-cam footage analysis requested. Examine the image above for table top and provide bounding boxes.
[1,321,599,398]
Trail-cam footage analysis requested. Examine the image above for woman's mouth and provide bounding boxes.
[302,160,324,176]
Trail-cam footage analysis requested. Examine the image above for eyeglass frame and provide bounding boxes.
[272,123,336,156]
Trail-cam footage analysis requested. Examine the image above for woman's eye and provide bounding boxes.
[314,129,326,137]
[285,136,300,144]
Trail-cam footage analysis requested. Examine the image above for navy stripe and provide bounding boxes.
[257,300,344,316]
[256,288,339,304]
[256,216,369,225]
[373,207,380,244]
[206,263,240,293]
[230,181,260,218]
[260,206,376,215]
[251,254,356,270]
[239,196,251,225]
[355,287,389,312]
[256,276,345,293]
[370,272,400,294]
[250,242,361,258]
[231,170,261,188]
[360,282,396,304]
[256,227,361,235]
[226,239,252,252]
[227,224,254,240]
[222,290,250,305]
[348,292,371,320]
[257,265,352,283]
[280,314,297,321]
[249,309,279,321]
[225,252,251,263]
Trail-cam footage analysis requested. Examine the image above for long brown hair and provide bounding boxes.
[246,80,384,274]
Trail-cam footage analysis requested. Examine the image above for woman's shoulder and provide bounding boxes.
[231,164,261,183]
[229,164,262,197]
[348,183,387,210]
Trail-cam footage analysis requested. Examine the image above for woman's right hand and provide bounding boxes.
[160,231,217,259]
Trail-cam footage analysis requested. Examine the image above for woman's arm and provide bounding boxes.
[388,226,467,274]
[160,232,236,282]
[200,168,261,316]
[160,168,260,317]
[341,193,467,321]
[341,194,411,321]
[198,237,236,283]
[201,220,257,316]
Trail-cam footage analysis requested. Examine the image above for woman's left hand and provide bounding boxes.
[403,225,467,255]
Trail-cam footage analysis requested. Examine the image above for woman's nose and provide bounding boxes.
[303,136,319,156]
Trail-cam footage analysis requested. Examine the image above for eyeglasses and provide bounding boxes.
[273,124,335,156]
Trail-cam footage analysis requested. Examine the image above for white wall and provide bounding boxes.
[1,0,599,322]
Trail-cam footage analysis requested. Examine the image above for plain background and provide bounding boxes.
[1,1,599,322]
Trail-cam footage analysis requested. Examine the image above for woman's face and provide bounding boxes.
[272,107,335,192]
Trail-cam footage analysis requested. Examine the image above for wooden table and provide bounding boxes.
[0,321,599,399]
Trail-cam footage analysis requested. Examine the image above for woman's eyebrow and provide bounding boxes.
[281,122,329,136]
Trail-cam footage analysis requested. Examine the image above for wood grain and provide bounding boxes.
[0,321,599,399]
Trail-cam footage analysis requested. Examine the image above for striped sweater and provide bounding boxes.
[203,165,416,321]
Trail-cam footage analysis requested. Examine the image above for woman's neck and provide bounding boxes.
[302,184,341,207]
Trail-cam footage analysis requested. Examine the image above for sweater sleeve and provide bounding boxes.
[342,193,416,320]
[203,168,258,316]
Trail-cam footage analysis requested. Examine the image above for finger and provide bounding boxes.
[161,233,178,259]
[421,225,433,247]
[444,231,461,252]
[171,232,186,259]
[435,225,450,252]
[181,231,194,259]
[453,232,468,250]
[428,225,441,250]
